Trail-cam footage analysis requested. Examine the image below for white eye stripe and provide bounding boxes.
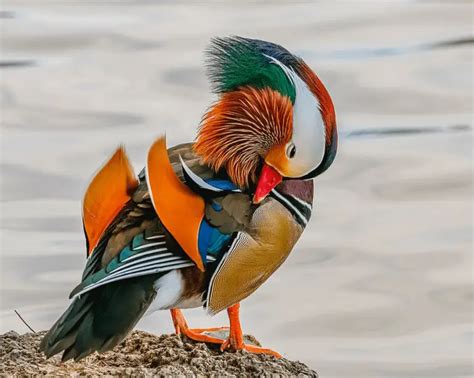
[265,55,326,178]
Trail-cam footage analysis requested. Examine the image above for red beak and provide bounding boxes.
[253,164,283,204]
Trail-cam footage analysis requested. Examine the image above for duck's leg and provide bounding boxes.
[220,303,282,358]
[170,309,228,344]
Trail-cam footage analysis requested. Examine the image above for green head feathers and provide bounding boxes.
[205,36,301,103]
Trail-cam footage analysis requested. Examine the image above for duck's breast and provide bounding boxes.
[205,194,306,314]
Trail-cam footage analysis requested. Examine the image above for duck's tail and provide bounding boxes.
[40,275,157,361]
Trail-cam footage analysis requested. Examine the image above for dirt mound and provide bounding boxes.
[0,330,317,376]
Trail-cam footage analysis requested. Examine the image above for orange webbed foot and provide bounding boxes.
[170,306,282,358]
[170,308,227,345]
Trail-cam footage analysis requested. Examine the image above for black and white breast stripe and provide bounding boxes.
[270,189,312,227]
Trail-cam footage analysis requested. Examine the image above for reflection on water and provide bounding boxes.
[0,60,36,68]
[0,2,472,377]
[305,37,474,61]
[0,11,15,19]
[345,124,471,138]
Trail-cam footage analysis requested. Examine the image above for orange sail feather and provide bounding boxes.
[146,136,205,271]
[82,147,138,255]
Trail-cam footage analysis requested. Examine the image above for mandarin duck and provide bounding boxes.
[40,36,337,361]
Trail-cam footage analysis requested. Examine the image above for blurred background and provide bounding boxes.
[0,1,472,376]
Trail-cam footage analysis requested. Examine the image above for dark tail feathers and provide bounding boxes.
[40,276,157,361]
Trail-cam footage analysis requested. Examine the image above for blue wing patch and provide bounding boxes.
[198,219,232,263]
[198,201,233,264]
[179,156,237,265]
[204,179,239,192]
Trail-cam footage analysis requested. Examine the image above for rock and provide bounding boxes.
[0,330,318,377]
[2,331,19,339]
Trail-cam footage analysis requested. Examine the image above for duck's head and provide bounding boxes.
[194,36,337,203]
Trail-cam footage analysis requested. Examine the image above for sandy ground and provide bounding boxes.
[1,330,317,376]
[0,1,472,377]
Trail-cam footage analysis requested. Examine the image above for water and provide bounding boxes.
[1,2,472,376]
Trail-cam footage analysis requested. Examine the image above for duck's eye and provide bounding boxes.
[287,143,296,159]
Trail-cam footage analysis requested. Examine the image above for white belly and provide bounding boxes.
[145,270,203,315]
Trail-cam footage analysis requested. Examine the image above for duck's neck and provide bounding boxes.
[270,179,314,228]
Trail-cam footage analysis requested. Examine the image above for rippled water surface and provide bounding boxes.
[1,2,472,376]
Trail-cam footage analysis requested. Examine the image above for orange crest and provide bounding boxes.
[194,86,292,188]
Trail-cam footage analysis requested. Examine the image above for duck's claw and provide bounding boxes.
[220,336,282,358]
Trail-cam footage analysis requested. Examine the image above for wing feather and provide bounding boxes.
[71,230,195,298]
[146,137,206,271]
[83,147,138,255]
